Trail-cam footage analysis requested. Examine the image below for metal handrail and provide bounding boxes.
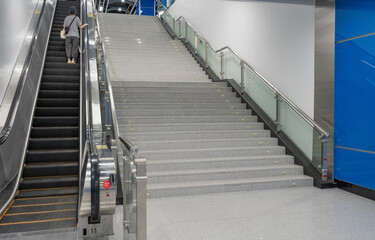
[0,0,47,144]
[157,0,329,138]
[119,136,139,158]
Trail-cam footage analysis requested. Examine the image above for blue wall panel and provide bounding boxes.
[137,0,155,16]
[336,0,375,41]
[335,148,375,190]
[335,0,375,190]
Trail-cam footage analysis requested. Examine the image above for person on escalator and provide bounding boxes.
[63,6,88,64]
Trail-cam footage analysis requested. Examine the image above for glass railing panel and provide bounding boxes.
[279,101,320,169]
[196,36,206,61]
[173,19,179,36]
[165,11,173,32]
[179,19,186,39]
[223,52,241,85]
[207,46,221,77]
[244,66,277,121]
[186,24,195,48]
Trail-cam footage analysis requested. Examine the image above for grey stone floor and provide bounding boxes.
[3,187,375,240]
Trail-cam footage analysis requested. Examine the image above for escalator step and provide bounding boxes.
[16,187,78,198]
[23,162,79,177]
[31,127,79,138]
[48,40,65,46]
[12,195,78,206]
[40,82,79,90]
[28,138,79,150]
[38,90,79,98]
[0,219,77,234]
[20,175,79,189]
[44,62,80,70]
[43,69,80,76]
[35,107,79,117]
[32,116,79,127]
[47,51,67,57]
[42,75,80,83]
[26,149,79,163]
[46,56,68,63]
[37,98,79,107]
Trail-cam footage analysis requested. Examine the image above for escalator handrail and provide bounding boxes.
[156,0,330,138]
[0,0,47,144]
[80,0,101,220]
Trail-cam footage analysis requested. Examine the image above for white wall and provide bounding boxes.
[169,0,315,118]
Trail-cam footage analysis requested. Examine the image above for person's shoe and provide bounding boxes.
[71,58,76,64]
[67,58,71,64]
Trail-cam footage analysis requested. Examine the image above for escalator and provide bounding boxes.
[0,0,81,233]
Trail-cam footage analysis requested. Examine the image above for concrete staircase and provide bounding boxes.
[100,14,313,198]
[112,81,313,198]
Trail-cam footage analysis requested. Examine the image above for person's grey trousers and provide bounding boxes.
[65,36,79,59]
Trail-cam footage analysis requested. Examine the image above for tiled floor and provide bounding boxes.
[3,187,375,240]
[147,187,375,240]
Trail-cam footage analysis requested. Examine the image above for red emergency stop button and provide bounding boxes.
[103,180,111,190]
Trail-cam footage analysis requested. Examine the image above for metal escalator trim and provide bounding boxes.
[0,199,15,222]
[15,194,78,201]
[12,201,77,208]
[6,209,76,216]
[0,217,76,226]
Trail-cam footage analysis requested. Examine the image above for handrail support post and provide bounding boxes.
[185,21,187,43]
[240,61,245,94]
[205,43,208,68]
[275,94,281,133]
[220,51,224,80]
[194,31,197,54]
[135,158,147,240]
[321,135,328,182]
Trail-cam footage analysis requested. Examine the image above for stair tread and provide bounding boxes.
[148,155,293,165]
[149,165,302,176]
[148,175,312,189]
[141,145,284,154]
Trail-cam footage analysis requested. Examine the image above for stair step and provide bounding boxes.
[37,99,79,107]
[148,165,303,184]
[115,109,252,117]
[135,138,277,151]
[23,162,79,177]
[35,107,79,117]
[140,146,285,161]
[40,82,79,91]
[115,103,246,110]
[38,90,79,98]
[113,91,236,99]
[111,81,228,88]
[113,97,241,104]
[32,116,79,127]
[112,86,233,93]
[147,175,313,198]
[117,115,258,125]
[20,175,79,189]
[124,130,270,141]
[16,187,78,198]
[28,138,79,150]
[147,155,295,171]
[119,122,264,133]
[31,127,79,138]
[26,149,79,163]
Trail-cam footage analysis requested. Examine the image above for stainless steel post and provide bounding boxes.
[135,158,147,240]
[179,20,181,38]
[185,21,188,43]
[321,136,328,181]
[194,32,197,54]
[172,19,175,36]
[220,52,224,80]
[275,94,281,133]
[240,61,244,94]
[205,43,208,68]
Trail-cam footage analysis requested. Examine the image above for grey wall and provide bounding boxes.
[0,0,40,105]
